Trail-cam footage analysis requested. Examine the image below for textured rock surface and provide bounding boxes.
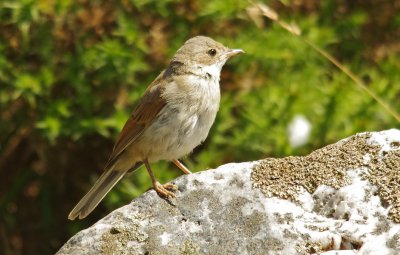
[57,130,400,255]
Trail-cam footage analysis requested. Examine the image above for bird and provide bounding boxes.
[68,36,243,220]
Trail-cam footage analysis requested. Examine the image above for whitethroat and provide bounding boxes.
[68,36,244,220]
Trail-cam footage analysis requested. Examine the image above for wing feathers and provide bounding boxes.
[106,77,167,167]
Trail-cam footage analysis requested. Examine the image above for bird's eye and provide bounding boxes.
[207,49,217,56]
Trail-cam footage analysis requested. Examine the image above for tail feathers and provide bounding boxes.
[68,169,126,220]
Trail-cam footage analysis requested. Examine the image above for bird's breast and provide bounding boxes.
[141,75,221,161]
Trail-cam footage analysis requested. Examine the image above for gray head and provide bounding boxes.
[171,36,243,70]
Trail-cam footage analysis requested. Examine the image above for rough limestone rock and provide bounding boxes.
[58,130,400,255]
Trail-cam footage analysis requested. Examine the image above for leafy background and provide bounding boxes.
[1,0,399,254]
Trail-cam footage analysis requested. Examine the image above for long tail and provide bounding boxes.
[68,168,126,220]
[68,162,144,220]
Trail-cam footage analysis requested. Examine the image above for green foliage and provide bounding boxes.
[1,0,399,254]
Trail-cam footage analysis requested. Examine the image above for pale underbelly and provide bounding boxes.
[126,104,217,162]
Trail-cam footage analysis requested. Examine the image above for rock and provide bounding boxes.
[57,130,400,255]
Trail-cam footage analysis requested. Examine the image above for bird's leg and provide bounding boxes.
[144,159,177,198]
[172,159,192,174]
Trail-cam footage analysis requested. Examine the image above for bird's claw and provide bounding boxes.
[153,182,177,198]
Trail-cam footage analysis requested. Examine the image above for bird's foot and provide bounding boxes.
[153,182,177,198]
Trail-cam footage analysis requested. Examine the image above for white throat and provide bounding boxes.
[198,62,225,80]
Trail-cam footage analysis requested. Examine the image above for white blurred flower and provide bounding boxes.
[287,115,312,148]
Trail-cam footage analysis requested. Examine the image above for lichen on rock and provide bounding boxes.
[252,130,400,223]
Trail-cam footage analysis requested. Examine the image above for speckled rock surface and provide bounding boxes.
[57,129,400,255]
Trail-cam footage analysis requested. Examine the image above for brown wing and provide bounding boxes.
[104,75,167,169]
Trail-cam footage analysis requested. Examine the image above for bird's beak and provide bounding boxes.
[225,48,245,58]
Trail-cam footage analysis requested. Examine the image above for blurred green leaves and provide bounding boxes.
[201,0,248,18]
[1,0,399,193]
